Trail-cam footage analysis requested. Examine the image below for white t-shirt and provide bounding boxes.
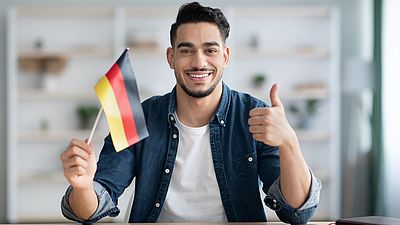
[157,113,227,222]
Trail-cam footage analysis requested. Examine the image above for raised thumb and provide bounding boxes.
[269,83,282,107]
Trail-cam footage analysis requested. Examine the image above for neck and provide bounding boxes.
[176,83,222,127]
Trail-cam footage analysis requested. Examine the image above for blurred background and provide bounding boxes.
[0,0,399,223]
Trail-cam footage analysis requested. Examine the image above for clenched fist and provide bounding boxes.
[60,138,97,190]
[248,83,297,148]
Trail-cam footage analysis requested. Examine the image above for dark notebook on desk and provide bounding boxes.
[336,216,400,225]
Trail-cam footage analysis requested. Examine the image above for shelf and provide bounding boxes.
[283,89,329,100]
[18,172,66,185]
[16,7,114,18]
[125,7,177,17]
[235,48,330,60]
[233,6,331,18]
[18,89,96,101]
[18,48,113,59]
[244,88,329,101]
[18,129,100,142]
[296,130,330,141]
[128,47,166,59]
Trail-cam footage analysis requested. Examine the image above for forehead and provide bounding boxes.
[175,22,223,46]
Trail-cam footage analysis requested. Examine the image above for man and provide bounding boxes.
[61,2,321,224]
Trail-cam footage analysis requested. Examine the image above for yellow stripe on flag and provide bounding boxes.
[95,76,129,151]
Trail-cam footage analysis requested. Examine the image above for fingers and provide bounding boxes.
[62,155,89,170]
[70,138,93,154]
[64,165,89,178]
[60,138,94,173]
[62,139,93,159]
[61,146,90,162]
[249,107,270,117]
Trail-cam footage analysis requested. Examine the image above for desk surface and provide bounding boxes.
[1,223,333,225]
[116,223,332,225]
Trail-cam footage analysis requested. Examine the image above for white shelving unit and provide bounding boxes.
[225,6,341,221]
[7,5,340,222]
[6,7,115,223]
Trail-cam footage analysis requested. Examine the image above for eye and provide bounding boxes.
[179,49,192,54]
[206,48,218,55]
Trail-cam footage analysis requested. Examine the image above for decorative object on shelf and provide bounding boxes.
[40,119,49,131]
[18,37,67,89]
[126,28,160,51]
[251,72,267,88]
[249,33,260,50]
[288,98,320,129]
[77,105,100,129]
[34,37,44,49]
[20,37,66,74]
[18,52,67,75]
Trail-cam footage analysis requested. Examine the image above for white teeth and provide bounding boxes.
[189,73,210,78]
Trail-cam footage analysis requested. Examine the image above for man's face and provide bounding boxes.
[167,22,230,98]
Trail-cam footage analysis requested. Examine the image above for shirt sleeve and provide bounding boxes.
[264,169,322,225]
[61,181,120,223]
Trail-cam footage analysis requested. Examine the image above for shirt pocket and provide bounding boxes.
[235,151,260,199]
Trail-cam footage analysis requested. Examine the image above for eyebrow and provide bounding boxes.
[176,41,220,48]
[203,42,220,48]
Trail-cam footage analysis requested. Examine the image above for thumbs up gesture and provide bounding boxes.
[248,83,297,147]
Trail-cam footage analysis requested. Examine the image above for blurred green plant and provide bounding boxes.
[288,99,319,128]
[252,73,267,88]
[77,105,99,129]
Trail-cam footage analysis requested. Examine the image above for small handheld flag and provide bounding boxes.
[94,48,148,152]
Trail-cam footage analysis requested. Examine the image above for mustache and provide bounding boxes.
[184,68,215,73]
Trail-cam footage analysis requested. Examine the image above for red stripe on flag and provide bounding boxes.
[105,64,139,144]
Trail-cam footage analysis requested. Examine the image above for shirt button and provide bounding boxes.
[155,202,160,208]
[170,116,174,121]
[172,134,177,139]
[273,199,277,203]
[272,203,277,208]
[248,157,253,162]
[220,120,225,125]
[165,168,170,174]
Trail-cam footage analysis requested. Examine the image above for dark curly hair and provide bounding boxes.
[169,2,230,47]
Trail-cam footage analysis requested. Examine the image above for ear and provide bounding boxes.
[166,47,174,69]
[223,46,230,67]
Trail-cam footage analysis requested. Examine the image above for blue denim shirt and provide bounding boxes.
[62,83,321,224]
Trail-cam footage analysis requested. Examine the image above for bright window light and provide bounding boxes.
[382,0,400,217]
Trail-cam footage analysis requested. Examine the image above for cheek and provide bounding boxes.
[213,58,226,69]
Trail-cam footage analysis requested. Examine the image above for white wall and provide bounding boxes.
[382,0,400,217]
[0,2,9,221]
[0,0,366,222]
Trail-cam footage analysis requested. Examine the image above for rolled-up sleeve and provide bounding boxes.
[265,169,322,225]
[61,181,120,223]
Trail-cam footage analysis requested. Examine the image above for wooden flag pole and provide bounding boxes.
[87,107,103,144]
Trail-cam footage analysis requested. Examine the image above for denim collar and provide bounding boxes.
[167,82,231,127]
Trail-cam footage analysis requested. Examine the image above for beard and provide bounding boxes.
[176,70,222,98]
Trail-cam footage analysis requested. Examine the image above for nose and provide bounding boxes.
[190,51,208,69]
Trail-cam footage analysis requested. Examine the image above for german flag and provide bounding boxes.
[94,49,148,152]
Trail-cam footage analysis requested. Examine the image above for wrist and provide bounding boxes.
[280,129,299,150]
[72,181,95,193]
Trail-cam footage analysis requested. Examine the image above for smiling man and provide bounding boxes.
[61,2,321,224]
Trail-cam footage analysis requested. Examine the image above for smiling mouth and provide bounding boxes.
[186,69,214,79]
[187,72,212,78]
